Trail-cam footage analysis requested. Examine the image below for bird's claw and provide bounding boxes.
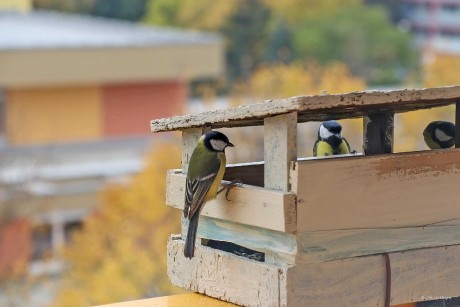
[217,179,243,201]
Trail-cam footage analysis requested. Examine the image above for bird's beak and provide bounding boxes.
[227,142,235,147]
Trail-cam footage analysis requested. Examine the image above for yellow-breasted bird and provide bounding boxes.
[313,120,351,156]
[423,121,455,149]
[183,131,234,259]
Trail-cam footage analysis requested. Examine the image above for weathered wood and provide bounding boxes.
[166,171,297,233]
[196,216,296,266]
[168,236,460,306]
[167,235,285,307]
[223,161,264,187]
[264,113,297,191]
[181,127,210,173]
[456,101,460,148]
[363,112,394,155]
[151,86,460,132]
[285,245,460,306]
[296,225,460,264]
[290,149,460,231]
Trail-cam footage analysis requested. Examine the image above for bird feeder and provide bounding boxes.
[151,85,460,306]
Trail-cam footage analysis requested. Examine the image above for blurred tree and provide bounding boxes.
[424,54,460,88]
[263,0,360,24]
[264,20,294,64]
[220,0,271,81]
[33,0,147,21]
[247,61,365,99]
[143,0,239,30]
[91,0,147,21]
[53,143,182,307]
[292,3,417,85]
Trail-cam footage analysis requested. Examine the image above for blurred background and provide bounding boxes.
[0,0,459,306]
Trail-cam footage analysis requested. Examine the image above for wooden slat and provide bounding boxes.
[167,235,285,307]
[195,216,297,266]
[285,244,460,306]
[166,171,297,233]
[151,86,460,132]
[296,225,460,264]
[290,149,460,231]
[456,101,460,148]
[96,293,237,307]
[264,112,297,191]
[363,112,394,155]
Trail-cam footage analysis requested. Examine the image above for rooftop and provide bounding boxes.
[0,10,220,51]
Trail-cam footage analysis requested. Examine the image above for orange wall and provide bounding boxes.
[6,86,102,145]
[101,81,186,137]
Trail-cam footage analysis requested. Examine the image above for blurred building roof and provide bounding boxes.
[0,10,219,50]
[0,136,165,216]
[0,10,224,87]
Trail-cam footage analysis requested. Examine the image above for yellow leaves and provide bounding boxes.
[247,61,366,100]
[176,0,240,30]
[263,0,361,24]
[54,143,182,307]
[423,53,460,88]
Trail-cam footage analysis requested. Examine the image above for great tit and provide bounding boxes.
[313,120,351,156]
[423,121,455,149]
[183,131,234,259]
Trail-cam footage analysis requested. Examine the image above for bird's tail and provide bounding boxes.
[184,215,199,259]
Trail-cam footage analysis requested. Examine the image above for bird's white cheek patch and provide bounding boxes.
[319,125,335,140]
[435,128,453,142]
[210,139,227,151]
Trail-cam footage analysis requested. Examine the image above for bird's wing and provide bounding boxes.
[184,156,220,219]
[313,139,319,156]
[342,137,351,153]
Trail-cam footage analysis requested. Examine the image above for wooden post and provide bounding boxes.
[264,112,297,191]
[363,112,394,155]
[456,101,460,148]
[181,127,211,173]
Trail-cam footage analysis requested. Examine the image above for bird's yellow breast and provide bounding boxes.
[204,152,226,202]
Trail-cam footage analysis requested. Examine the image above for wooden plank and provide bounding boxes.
[264,112,297,191]
[296,225,460,264]
[167,235,285,307]
[151,86,460,132]
[96,293,237,307]
[166,171,297,233]
[363,112,394,155]
[285,244,460,306]
[290,149,460,231]
[196,216,297,266]
[181,127,211,173]
[223,161,264,187]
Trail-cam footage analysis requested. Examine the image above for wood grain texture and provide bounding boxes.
[181,127,211,173]
[290,149,460,231]
[167,235,285,307]
[151,86,460,132]
[296,225,460,264]
[285,245,460,306]
[264,112,297,191]
[196,216,297,266]
[166,171,297,233]
[363,112,394,155]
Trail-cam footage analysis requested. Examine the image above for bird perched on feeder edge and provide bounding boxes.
[423,121,455,149]
[183,131,236,259]
[313,120,351,156]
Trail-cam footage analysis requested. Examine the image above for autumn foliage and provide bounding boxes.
[53,143,182,307]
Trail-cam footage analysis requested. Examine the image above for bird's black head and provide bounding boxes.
[203,131,234,152]
[319,120,343,148]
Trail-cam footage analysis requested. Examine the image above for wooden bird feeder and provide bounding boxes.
[151,85,460,307]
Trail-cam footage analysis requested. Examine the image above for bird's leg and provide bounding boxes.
[217,179,243,200]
